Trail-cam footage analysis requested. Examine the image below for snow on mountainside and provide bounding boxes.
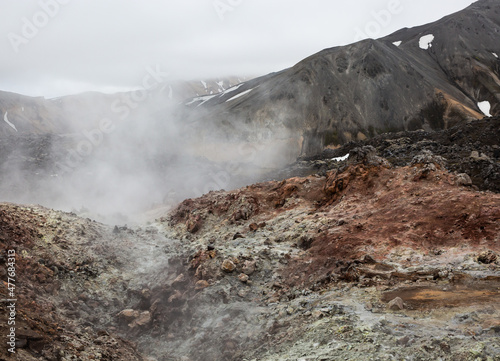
[182,0,499,160]
[0,77,249,137]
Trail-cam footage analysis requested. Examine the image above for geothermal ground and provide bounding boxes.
[1,117,500,361]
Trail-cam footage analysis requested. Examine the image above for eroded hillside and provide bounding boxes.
[1,139,499,360]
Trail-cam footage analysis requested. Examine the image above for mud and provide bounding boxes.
[382,282,500,310]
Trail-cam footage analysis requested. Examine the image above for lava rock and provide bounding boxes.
[388,297,405,311]
[221,259,236,273]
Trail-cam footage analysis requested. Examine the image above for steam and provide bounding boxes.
[0,76,300,224]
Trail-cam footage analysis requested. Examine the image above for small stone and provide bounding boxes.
[396,335,410,346]
[221,259,236,273]
[242,260,257,275]
[134,311,151,327]
[388,297,405,311]
[362,255,376,264]
[455,173,472,186]
[238,289,249,298]
[195,280,209,290]
[238,273,249,283]
[118,309,139,321]
[168,290,183,303]
[438,341,451,353]
[186,215,202,233]
[438,269,449,279]
[171,273,186,287]
[312,310,323,318]
[477,250,498,264]
[470,151,490,161]
[233,232,245,240]
[249,223,259,231]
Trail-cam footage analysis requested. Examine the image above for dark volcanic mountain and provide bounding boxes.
[185,0,499,159]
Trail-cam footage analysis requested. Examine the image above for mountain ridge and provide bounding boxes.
[183,0,499,160]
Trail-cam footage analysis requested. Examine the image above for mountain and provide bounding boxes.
[184,0,499,160]
[0,77,247,137]
[0,91,72,137]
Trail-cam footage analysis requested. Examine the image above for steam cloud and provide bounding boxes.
[0,77,298,224]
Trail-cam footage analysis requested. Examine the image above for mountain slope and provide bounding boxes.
[0,77,246,137]
[185,0,499,159]
[0,91,72,137]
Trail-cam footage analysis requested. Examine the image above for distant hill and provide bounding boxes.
[0,77,248,137]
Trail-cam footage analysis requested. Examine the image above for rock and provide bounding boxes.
[362,255,377,264]
[396,335,410,346]
[118,309,140,322]
[477,250,498,264]
[168,290,183,304]
[221,259,236,273]
[455,173,472,186]
[438,269,449,279]
[195,280,210,289]
[134,311,151,327]
[186,215,202,233]
[238,273,249,283]
[233,232,245,240]
[242,260,257,275]
[119,309,151,328]
[348,146,390,167]
[249,223,259,231]
[470,151,490,161]
[312,310,324,318]
[387,297,405,311]
[171,273,186,287]
[438,341,451,353]
[410,150,446,169]
[238,289,249,298]
[296,235,313,250]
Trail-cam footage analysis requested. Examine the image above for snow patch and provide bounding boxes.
[392,41,402,47]
[185,98,198,106]
[3,112,18,132]
[201,80,207,89]
[221,83,244,95]
[493,53,498,58]
[419,34,434,50]
[477,101,492,117]
[331,153,349,162]
[216,81,225,91]
[226,89,253,102]
[185,94,217,106]
[197,94,217,106]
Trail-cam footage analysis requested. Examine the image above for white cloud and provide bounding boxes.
[0,0,478,97]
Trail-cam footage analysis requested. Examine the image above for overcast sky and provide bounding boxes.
[0,0,477,98]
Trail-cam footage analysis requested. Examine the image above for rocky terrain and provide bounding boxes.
[1,118,499,360]
[278,116,500,193]
[0,1,499,360]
